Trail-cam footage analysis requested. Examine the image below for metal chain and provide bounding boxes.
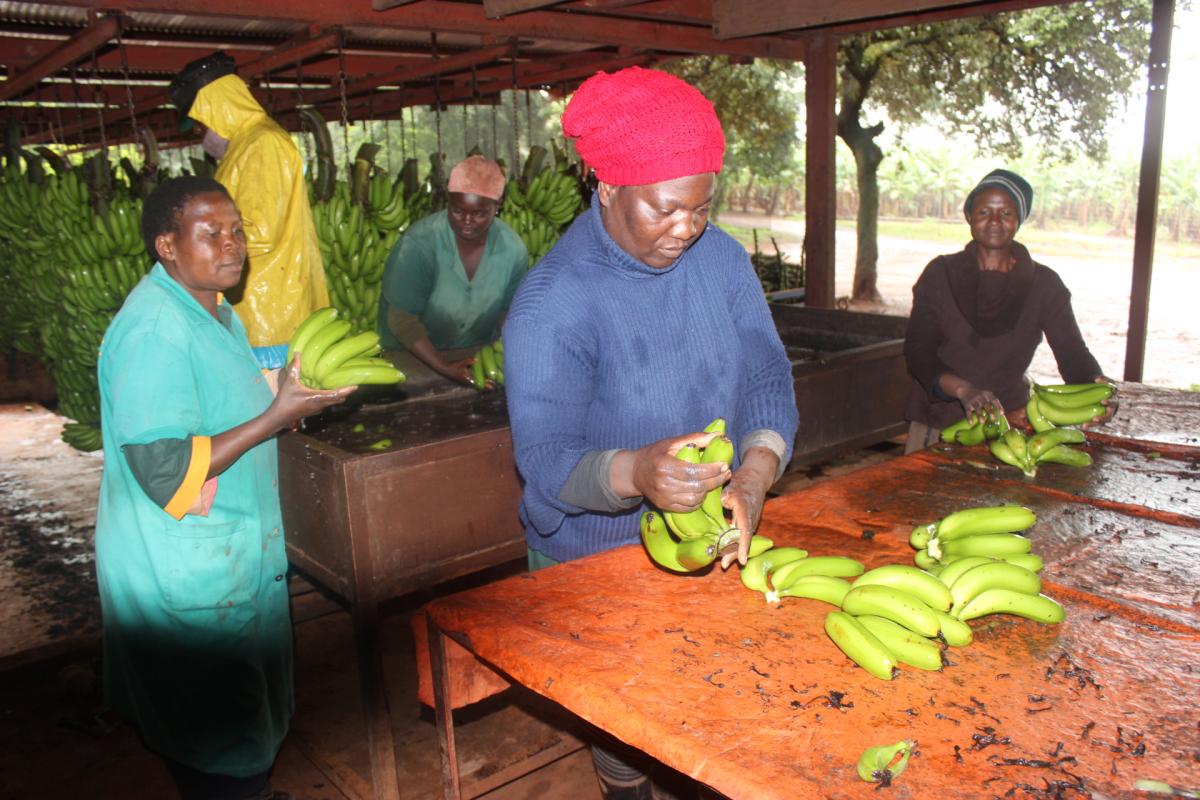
[337,34,349,164]
[50,78,66,147]
[525,89,532,152]
[69,64,86,139]
[510,57,519,169]
[294,60,311,165]
[90,46,108,155]
[384,115,393,171]
[399,104,406,161]
[116,23,139,140]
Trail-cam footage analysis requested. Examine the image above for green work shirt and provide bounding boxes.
[95,264,292,777]
[377,210,528,350]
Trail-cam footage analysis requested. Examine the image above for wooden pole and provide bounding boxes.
[803,31,837,309]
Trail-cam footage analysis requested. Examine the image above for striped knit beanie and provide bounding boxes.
[562,66,725,186]
[964,169,1034,226]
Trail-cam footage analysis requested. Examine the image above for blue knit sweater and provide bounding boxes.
[503,196,799,563]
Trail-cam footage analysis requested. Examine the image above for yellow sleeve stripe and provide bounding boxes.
[164,435,212,520]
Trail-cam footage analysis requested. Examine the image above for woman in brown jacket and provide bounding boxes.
[903,169,1109,453]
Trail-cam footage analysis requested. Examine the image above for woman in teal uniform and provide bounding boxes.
[377,154,528,388]
[95,176,353,800]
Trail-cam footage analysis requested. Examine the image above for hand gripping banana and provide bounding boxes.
[841,584,941,638]
[956,589,1065,624]
[947,561,1042,617]
[662,444,725,541]
[932,609,974,647]
[934,532,1033,560]
[851,564,953,612]
[856,740,914,784]
[857,615,945,671]
[739,546,809,595]
[824,611,897,681]
[933,505,1036,542]
[772,575,853,606]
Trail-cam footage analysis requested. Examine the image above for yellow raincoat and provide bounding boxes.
[189,74,329,348]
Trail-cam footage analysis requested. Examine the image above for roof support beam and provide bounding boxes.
[238,27,342,79]
[0,13,121,100]
[801,30,836,309]
[482,0,565,17]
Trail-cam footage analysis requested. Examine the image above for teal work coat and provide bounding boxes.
[95,264,292,777]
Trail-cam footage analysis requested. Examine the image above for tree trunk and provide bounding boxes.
[839,124,884,304]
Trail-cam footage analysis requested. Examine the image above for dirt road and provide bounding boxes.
[722,213,1200,390]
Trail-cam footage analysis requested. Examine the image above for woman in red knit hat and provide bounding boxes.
[503,66,799,800]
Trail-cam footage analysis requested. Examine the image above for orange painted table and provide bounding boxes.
[424,384,1200,799]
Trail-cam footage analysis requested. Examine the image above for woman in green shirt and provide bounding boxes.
[96,176,353,800]
[378,155,528,389]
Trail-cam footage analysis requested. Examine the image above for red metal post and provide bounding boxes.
[1124,0,1175,382]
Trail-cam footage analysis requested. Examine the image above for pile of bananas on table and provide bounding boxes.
[467,338,504,391]
[499,142,586,264]
[286,307,405,390]
[941,382,1114,476]
[640,419,756,571]
[0,152,154,452]
[720,505,1063,681]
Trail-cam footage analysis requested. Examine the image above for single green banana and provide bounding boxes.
[1036,382,1115,396]
[1037,444,1093,468]
[934,556,996,589]
[640,511,688,572]
[300,319,352,383]
[478,343,501,382]
[770,556,865,592]
[909,523,934,549]
[913,549,940,571]
[1003,429,1032,471]
[855,740,914,783]
[934,505,1036,542]
[857,615,945,671]
[1026,394,1056,433]
[1037,397,1107,426]
[824,611,897,681]
[703,417,726,435]
[933,609,974,647]
[1035,383,1114,408]
[954,421,987,446]
[470,357,488,390]
[699,435,734,526]
[739,546,810,594]
[956,589,1065,624]
[990,438,1034,476]
[772,575,852,606]
[1027,427,1087,460]
[983,414,1011,439]
[321,364,405,388]
[852,564,953,612]
[948,561,1042,616]
[286,306,338,367]
[745,536,774,558]
[999,553,1045,573]
[313,331,381,384]
[935,533,1033,560]
[675,535,720,571]
[841,584,941,638]
[940,417,974,443]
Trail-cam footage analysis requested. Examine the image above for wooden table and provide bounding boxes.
[423,383,1200,799]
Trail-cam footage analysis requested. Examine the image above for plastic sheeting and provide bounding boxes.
[423,386,1199,799]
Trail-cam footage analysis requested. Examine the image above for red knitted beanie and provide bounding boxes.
[562,66,725,186]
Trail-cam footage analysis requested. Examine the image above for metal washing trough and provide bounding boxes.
[276,305,910,798]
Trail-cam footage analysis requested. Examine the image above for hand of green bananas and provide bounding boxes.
[1026,381,1115,432]
[468,339,504,391]
[286,307,406,390]
[640,419,744,572]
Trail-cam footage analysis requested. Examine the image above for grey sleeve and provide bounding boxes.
[558,449,643,513]
[739,429,791,482]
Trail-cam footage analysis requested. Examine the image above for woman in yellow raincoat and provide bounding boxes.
[169,52,329,368]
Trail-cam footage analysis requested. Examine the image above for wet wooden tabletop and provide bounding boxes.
[425,385,1200,799]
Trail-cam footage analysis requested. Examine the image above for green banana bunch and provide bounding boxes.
[989,426,1092,477]
[856,740,915,784]
[911,504,1038,569]
[656,422,739,548]
[499,145,586,265]
[639,510,773,574]
[738,546,810,595]
[468,339,504,391]
[287,306,405,389]
[940,412,1010,445]
[764,556,864,604]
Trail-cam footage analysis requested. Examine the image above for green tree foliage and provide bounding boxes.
[839,1,1152,301]
[665,56,802,217]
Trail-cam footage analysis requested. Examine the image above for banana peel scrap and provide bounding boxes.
[856,740,914,785]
